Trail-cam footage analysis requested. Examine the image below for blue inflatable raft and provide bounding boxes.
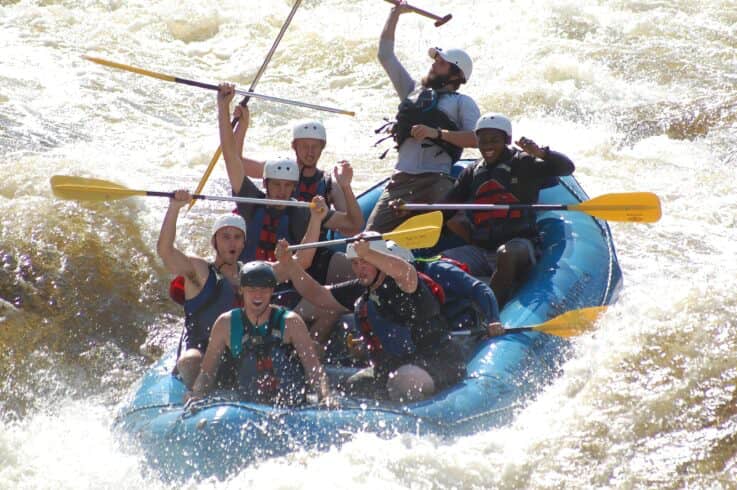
[115,162,622,479]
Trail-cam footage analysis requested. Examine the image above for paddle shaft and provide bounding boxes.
[145,191,312,208]
[451,326,536,337]
[190,0,303,208]
[403,203,578,212]
[288,233,381,251]
[383,0,452,26]
[240,0,302,106]
[83,56,352,116]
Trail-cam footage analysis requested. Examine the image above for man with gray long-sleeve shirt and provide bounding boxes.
[366,1,480,233]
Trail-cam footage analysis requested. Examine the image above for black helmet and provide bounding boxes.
[240,261,277,288]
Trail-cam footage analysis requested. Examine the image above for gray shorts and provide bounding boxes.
[441,238,537,278]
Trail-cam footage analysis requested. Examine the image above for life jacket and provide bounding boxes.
[242,206,292,263]
[354,277,449,361]
[467,152,539,249]
[296,167,333,242]
[416,259,500,331]
[174,264,241,358]
[220,306,306,406]
[375,89,463,163]
[296,168,331,204]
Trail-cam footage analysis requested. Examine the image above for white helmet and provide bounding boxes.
[345,232,388,259]
[475,113,512,141]
[211,213,246,237]
[428,47,473,83]
[386,241,414,262]
[292,120,326,142]
[263,158,299,182]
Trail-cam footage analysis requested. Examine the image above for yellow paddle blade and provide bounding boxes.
[532,306,607,338]
[382,225,441,249]
[50,175,146,201]
[382,211,443,249]
[83,55,176,83]
[571,192,662,223]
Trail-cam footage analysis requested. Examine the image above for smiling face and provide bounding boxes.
[241,285,274,318]
[476,128,509,165]
[292,138,325,169]
[212,227,245,265]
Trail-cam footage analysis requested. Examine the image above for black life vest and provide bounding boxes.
[467,153,539,249]
[376,89,463,162]
[354,276,449,361]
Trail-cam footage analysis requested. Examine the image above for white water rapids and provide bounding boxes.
[1,0,736,488]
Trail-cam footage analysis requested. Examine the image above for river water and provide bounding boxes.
[1,0,736,488]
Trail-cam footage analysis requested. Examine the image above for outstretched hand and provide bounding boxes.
[486,322,505,338]
[310,195,328,219]
[169,189,191,210]
[388,198,410,218]
[389,0,412,15]
[333,160,353,188]
[217,83,235,108]
[233,104,250,127]
[274,238,293,263]
[515,136,547,159]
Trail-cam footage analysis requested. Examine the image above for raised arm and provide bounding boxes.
[293,196,330,269]
[275,240,349,312]
[378,2,415,100]
[323,162,364,236]
[217,83,246,194]
[283,313,330,401]
[188,313,230,400]
[232,104,267,179]
[354,238,418,293]
[516,137,575,176]
[156,190,208,288]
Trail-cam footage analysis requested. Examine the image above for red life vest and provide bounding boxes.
[296,168,330,203]
[466,156,538,249]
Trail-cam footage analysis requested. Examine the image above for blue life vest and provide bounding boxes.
[417,259,500,331]
[181,264,239,352]
[224,307,306,406]
[242,207,292,263]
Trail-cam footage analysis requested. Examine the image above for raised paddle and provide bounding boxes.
[451,306,607,339]
[190,0,303,210]
[288,211,443,251]
[399,192,662,223]
[83,56,353,117]
[49,175,313,208]
[383,0,452,27]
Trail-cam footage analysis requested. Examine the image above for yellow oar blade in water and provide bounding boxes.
[531,306,608,338]
[571,192,662,223]
[50,175,146,201]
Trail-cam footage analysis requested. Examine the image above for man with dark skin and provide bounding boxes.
[439,113,575,306]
